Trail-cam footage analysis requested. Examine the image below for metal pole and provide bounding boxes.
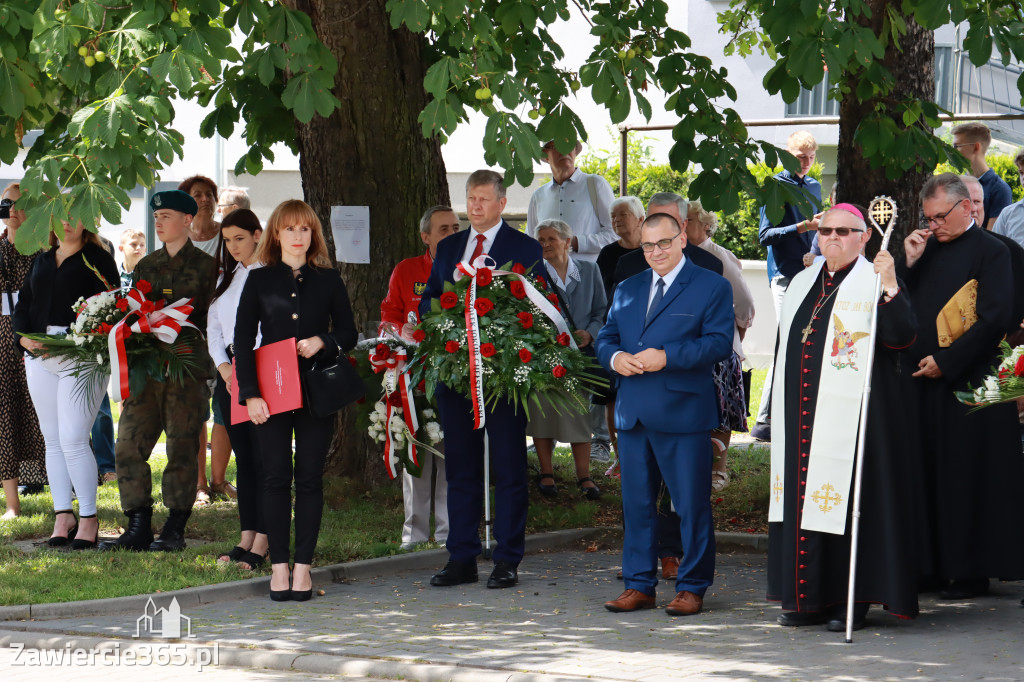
[619,126,629,196]
[844,208,896,643]
[483,429,492,559]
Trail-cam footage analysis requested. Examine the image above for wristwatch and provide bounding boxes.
[883,285,899,301]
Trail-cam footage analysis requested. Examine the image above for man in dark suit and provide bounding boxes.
[596,213,734,616]
[419,169,545,589]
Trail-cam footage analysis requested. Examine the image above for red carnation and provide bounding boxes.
[97,323,112,334]
[136,280,152,295]
[476,268,493,286]
[440,291,459,309]
[412,329,426,343]
[375,343,391,359]
[511,263,526,275]
[474,298,494,316]
[445,340,460,353]
[552,365,567,378]
[348,356,357,367]
[480,343,496,357]
[547,293,560,309]
[557,332,571,347]
[115,298,129,312]
[519,348,532,363]
[139,300,156,314]
[509,280,526,299]
[536,278,547,290]
[517,312,533,329]
[1015,355,1024,377]
[387,391,403,407]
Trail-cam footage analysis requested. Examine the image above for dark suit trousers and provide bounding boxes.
[214,375,265,535]
[437,384,528,564]
[254,407,332,565]
[618,427,715,597]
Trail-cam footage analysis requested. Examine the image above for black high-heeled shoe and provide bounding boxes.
[71,513,98,550]
[47,510,78,547]
[269,568,291,601]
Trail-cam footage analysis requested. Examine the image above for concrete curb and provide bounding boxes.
[0,631,615,681]
[0,527,767,623]
[0,527,604,623]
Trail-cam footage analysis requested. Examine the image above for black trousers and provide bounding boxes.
[254,406,332,565]
[214,374,266,535]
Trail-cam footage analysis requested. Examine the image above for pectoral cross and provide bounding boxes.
[801,324,814,343]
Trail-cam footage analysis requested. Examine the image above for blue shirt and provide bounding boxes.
[978,168,1013,224]
[758,170,822,281]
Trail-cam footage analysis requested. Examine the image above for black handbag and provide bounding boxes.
[551,278,614,406]
[301,341,366,418]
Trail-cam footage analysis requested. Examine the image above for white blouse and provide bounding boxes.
[207,261,261,367]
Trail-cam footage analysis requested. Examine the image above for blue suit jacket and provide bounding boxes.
[595,260,734,433]
[419,221,545,318]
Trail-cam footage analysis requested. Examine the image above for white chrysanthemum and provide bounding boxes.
[421,409,435,418]
[374,402,387,416]
[96,353,105,365]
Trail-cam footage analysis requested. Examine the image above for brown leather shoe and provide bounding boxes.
[665,590,703,616]
[604,589,656,613]
[660,556,680,580]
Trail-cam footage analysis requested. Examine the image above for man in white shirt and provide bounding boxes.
[527,140,617,263]
[992,149,1024,249]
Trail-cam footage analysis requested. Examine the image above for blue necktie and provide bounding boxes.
[646,277,665,324]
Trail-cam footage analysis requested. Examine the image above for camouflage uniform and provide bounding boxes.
[114,239,217,511]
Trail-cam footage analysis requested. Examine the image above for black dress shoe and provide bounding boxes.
[826,603,869,632]
[487,560,519,588]
[270,589,292,602]
[939,578,989,600]
[430,559,478,586]
[777,610,829,627]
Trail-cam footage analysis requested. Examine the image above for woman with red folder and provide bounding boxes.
[233,200,357,602]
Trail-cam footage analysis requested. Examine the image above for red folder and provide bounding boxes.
[230,337,303,425]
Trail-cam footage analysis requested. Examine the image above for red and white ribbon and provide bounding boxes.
[370,345,420,480]
[453,256,577,430]
[107,287,198,402]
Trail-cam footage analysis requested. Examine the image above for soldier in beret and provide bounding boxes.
[100,190,218,552]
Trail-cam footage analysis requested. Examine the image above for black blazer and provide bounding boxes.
[233,262,358,403]
[13,241,119,349]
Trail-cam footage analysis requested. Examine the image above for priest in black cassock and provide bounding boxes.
[898,173,1024,600]
[767,203,923,632]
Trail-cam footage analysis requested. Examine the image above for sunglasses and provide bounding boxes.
[817,227,864,237]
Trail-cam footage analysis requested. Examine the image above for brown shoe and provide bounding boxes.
[210,481,238,500]
[665,590,703,616]
[604,589,656,613]
[101,472,118,483]
[660,556,680,580]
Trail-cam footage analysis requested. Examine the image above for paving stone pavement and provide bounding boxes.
[1,546,1023,680]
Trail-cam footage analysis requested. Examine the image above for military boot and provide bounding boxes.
[149,509,191,552]
[98,507,154,551]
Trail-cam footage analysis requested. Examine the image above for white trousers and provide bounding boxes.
[25,356,106,515]
[755,275,790,424]
[401,451,449,545]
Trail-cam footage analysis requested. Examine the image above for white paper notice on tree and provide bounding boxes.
[330,205,370,264]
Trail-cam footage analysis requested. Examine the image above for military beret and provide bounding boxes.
[150,190,198,216]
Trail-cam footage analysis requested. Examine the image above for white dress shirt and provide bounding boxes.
[207,261,262,367]
[526,168,617,262]
[462,221,502,263]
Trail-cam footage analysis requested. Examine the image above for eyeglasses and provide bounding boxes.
[817,227,864,237]
[921,202,961,227]
[216,203,234,212]
[640,232,680,253]
[952,142,974,150]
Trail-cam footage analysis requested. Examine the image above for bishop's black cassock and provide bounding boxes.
[897,225,1024,582]
[767,261,924,619]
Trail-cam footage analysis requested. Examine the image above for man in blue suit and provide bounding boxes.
[419,169,546,589]
[596,212,734,616]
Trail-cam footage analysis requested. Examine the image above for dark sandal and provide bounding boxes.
[537,472,558,497]
[48,510,78,547]
[577,477,602,500]
[71,513,98,550]
[218,546,249,563]
[239,550,268,571]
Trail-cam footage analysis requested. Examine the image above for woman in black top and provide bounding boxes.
[234,200,357,601]
[13,221,119,549]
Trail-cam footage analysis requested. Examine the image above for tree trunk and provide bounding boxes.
[837,5,934,259]
[284,0,450,486]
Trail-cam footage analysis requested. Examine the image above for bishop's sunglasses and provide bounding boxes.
[817,227,864,237]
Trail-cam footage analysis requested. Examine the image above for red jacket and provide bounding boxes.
[381,251,432,327]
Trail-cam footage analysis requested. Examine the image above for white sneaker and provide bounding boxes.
[590,440,612,463]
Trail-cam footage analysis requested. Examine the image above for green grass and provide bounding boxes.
[0,370,770,606]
